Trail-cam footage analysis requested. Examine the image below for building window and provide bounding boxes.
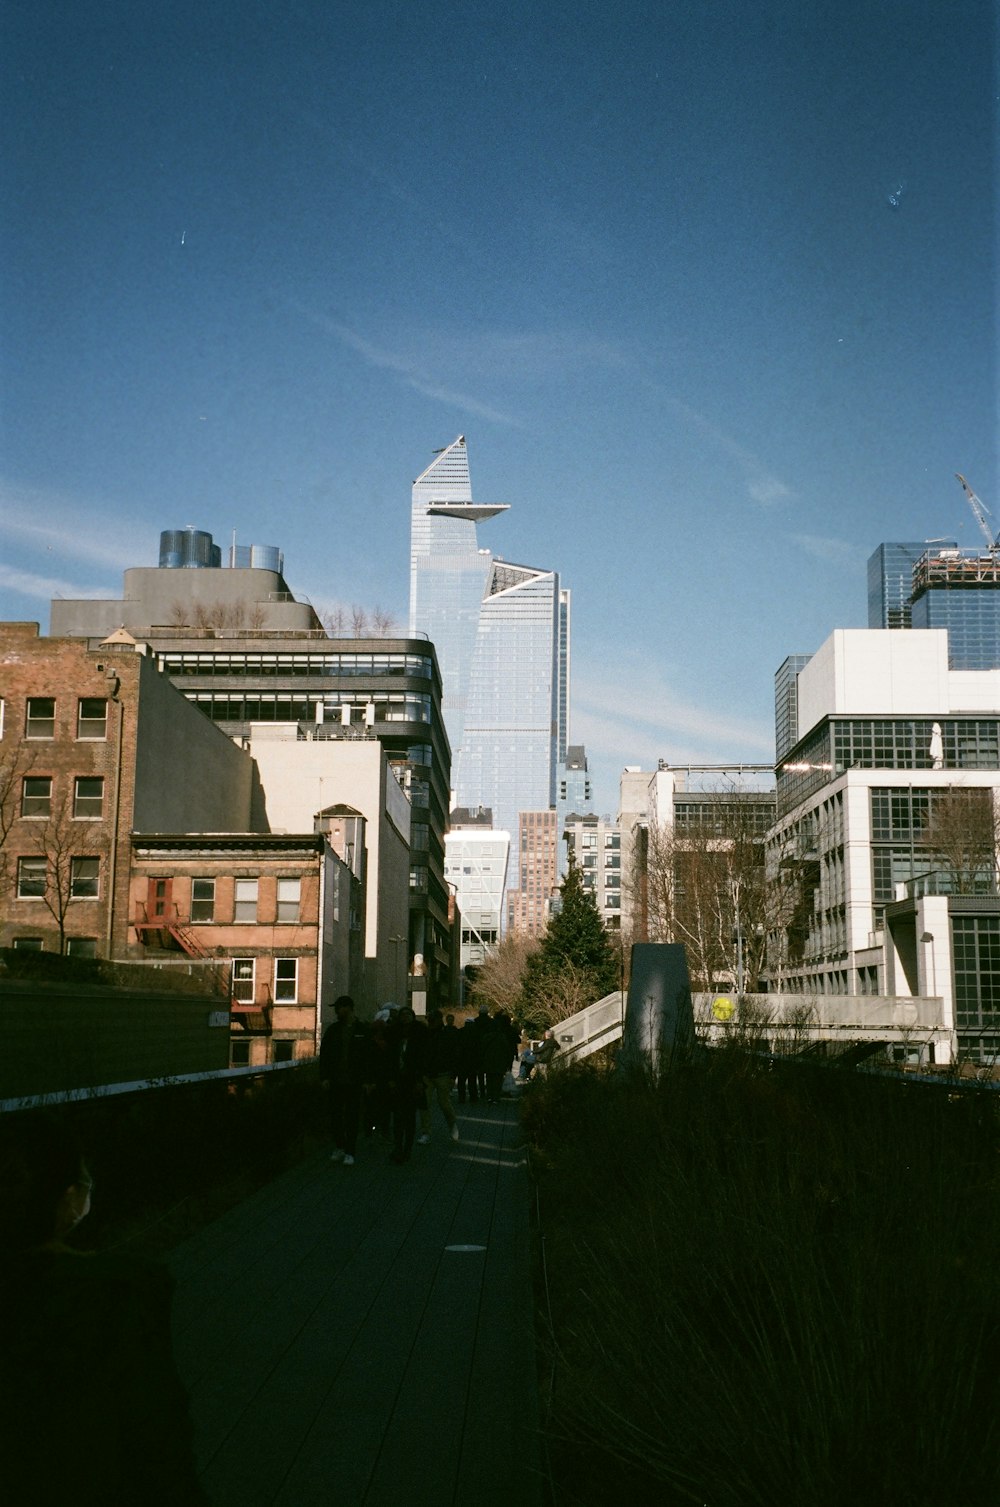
[17,856,46,898]
[230,1040,251,1067]
[77,698,108,739]
[12,937,43,950]
[274,958,298,1001]
[231,958,255,1001]
[233,879,258,923]
[190,878,215,922]
[25,698,55,739]
[66,937,98,957]
[276,877,300,923]
[73,776,104,819]
[21,776,52,817]
[70,857,100,899]
[272,1040,295,1063]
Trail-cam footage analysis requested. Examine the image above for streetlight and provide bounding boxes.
[389,934,407,1003]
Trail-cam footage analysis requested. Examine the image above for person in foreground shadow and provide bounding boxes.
[0,1111,208,1505]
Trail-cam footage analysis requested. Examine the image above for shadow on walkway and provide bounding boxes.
[169,1092,544,1506]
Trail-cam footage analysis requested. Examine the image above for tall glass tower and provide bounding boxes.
[409,437,569,892]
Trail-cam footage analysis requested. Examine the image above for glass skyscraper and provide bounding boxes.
[868,539,1000,669]
[409,437,569,889]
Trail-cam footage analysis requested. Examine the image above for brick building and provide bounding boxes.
[128,831,363,1065]
[0,624,264,958]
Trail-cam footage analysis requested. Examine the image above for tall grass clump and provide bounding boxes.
[523,1056,1000,1507]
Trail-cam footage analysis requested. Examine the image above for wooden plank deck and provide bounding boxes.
[168,1093,545,1506]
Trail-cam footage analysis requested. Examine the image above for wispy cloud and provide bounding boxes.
[0,563,116,604]
[288,304,526,427]
[572,655,774,772]
[667,396,794,510]
[0,480,154,572]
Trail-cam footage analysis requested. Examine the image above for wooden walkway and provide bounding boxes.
[168,1092,545,1506]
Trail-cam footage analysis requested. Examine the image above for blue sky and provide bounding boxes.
[3,0,996,812]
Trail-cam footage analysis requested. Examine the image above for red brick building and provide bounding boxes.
[0,624,264,957]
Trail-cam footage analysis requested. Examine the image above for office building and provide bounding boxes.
[770,628,1000,1061]
[409,437,569,890]
[444,808,510,979]
[563,812,622,931]
[48,549,454,1009]
[508,809,559,936]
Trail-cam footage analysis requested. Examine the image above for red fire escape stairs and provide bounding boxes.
[133,902,210,958]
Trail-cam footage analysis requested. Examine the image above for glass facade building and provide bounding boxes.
[867,542,937,629]
[911,586,1000,670]
[409,438,569,893]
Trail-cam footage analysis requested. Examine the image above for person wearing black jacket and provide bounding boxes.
[387,1007,424,1164]
[319,995,370,1166]
[421,1010,460,1143]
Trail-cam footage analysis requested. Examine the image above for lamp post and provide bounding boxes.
[389,934,407,1004]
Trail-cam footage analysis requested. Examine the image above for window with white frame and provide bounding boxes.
[233,879,258,923]
[73,776,104,819]
[276,877,300,923]
[231,957,255,1001]
[21,775,52,817]
[70,857,100,899]
[25,698,55,739]
[17,856,46,898]
[66,937,97,957]
[274,957,298,1001]
[190,878,215,921]
[12,936,43,950]
[77,698,108,739]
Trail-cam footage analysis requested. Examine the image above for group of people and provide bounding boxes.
[319,996,554,1166]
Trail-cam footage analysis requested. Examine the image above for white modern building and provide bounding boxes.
[444,815,510,977]
[770,629,1000,1062]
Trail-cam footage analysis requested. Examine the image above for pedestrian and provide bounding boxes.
[387,1007,425,1164]
[420,1010,460,1142]
[364,1014,394,1140]
[534,1027,560,1076]
[457,1018,481,1104]
[472,1002,492,1099]
[0,1112,208,1504]
[319,995,370,1166]
[481,1011,514,1104]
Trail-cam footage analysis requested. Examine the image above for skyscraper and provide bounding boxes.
[409,437,569,892]
[867,543,936,629]
[867,539,1000,670]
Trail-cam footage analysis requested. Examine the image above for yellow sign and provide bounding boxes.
[712,996,735,1021]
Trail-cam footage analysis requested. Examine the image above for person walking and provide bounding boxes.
[420,1010,460,1142]
[387,1007,425,1164]
[481,1011,514,1104]
[456,1018,481,1104]
[319,995,370,1166]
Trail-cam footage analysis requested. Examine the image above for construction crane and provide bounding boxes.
[956,473,999,551]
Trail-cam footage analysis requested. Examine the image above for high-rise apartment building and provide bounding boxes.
[508,809,559,936]
[409,437,569,890]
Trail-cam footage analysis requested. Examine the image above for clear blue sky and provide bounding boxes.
[3,0,996,811]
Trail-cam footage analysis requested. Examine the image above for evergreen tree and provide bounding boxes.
[520,853,620,1026]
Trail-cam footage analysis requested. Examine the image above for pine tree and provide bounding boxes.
[520,853,620,1026]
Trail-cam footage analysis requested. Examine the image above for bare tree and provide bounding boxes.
[643,790,781,993]
[371,605,396,638]
[350,604,369,637]
[920,786,999,894]
[23,791,107,954]
[322,605,348,637]
[468,933,539,1016]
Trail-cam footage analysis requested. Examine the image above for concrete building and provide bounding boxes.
[563,811,622,931]
[246,725,410,1014]
[770,628,1000,1061]
[444,808,510,980]
[0,623,264,958]
[408,436,569,895]
[48,557,453,1009]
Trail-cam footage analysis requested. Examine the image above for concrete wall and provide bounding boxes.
[132,655,263,832]
[50,566,321,637]
[247,728,410,1008]
[796,629,952,738]
[0,980,230,1099]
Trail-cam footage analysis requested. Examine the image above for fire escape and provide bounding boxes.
[132,902,272,1034]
